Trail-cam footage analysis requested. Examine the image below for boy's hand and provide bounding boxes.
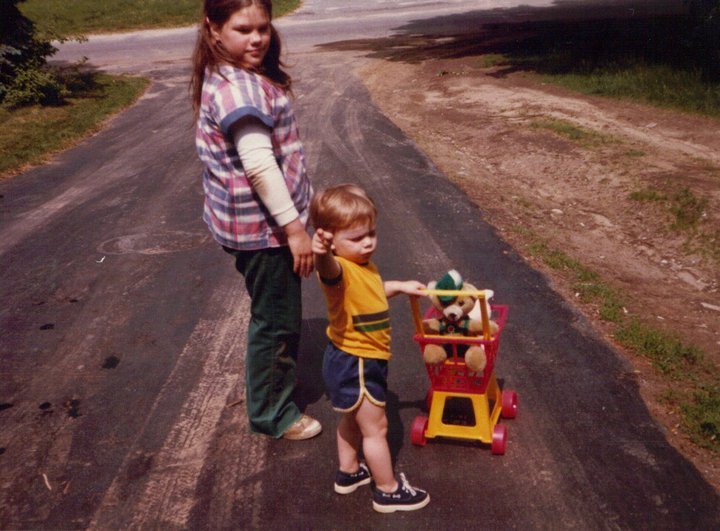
[312,228,341,280]
[312,228,335,255]
[400,280,427,296]
[384,280,427,298]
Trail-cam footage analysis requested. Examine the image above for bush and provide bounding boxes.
[3,66,67,107]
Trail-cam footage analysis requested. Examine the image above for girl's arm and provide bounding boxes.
[312,229,341,281]
[384,280,426,299]
[232,118,297,225]
[233,118,313,277]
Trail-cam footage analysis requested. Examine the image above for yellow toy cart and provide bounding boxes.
[409,289,517,454]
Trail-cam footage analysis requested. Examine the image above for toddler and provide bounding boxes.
[310,184,430,513]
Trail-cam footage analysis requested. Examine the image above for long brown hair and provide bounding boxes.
[190,0,292,116]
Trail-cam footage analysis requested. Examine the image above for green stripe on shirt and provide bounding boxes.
[355,320,390,333]
[352,310,390,324]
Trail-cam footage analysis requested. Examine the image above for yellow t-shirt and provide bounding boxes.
[320,256,391,360]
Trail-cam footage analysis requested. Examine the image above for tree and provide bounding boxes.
[684,0,720,80]
[0,0,64,107]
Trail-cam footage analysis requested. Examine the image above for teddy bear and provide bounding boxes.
[422,270,498,372]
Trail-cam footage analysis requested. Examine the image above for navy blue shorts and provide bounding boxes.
[322,343,388,412]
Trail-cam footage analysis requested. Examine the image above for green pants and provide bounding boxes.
[224,245,302,438]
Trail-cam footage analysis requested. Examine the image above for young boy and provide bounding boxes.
[310,184,430,513]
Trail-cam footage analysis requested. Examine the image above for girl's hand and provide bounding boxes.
[312,228,334,255]
[284,219,314,278]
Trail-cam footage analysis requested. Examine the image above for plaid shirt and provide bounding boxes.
[196,65,312,250]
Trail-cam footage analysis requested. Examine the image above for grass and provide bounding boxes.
[629,186,717,261]
[614,320,703,377]
[21,0,301,36]
[525,233,719,451]
[480,54,506,68]
[543,65,720,118]
[530,118,616,147]
[682,385,720,450]
[1,72,149,177]
[629,188,668,202]
[669,188,708,230]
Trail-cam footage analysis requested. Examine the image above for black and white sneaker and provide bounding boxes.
[334,463,372,494]
[372,473,430,513]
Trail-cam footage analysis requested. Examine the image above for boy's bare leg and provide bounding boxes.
[337,412,362,473]
[355,398,398,493]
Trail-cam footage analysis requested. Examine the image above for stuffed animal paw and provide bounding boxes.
[423,343,448,365]
[464,345,487,372]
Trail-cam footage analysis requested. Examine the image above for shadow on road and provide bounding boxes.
[317,0,718,81]
[296,318,327,413]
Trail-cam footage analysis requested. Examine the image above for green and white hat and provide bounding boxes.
[436,269,463,303]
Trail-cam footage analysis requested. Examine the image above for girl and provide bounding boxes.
[191,0,320,440]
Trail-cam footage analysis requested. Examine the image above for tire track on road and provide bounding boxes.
[88,285,260,529]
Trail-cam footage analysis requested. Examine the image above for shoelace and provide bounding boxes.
[398,473,417,495]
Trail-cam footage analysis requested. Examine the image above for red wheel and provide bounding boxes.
[425,389,434,412]
[501,390,518,419]
[491,424,507,455]
[411,416,428,446]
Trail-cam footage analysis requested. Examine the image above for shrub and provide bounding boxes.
[3,66,67,107]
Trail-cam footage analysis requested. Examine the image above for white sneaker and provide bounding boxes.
[282,414,322,440]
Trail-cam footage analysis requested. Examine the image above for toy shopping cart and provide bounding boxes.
[409,289,517,454]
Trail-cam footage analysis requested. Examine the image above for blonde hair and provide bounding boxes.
[310,184,377,232]
[190,0,291,117]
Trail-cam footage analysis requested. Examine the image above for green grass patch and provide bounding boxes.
[543,64,720,118]
[629,188,668,202]
[530,118,615,147]
[629,186,712,241]
[614,319,703,378]
[624,149,646,158]
[681,384,720,450]
[687,230,720,262]
[21,0,301,36]
[1,72,149,177]
[670,188,708,230]
[480,54,507,68]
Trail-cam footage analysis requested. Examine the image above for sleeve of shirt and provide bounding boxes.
[233,120,299,227]
[213,70,273,137]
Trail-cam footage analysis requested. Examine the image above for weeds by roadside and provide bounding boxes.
[630,185,718,262]
[520,155,717,451]
[525,232,719,451]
